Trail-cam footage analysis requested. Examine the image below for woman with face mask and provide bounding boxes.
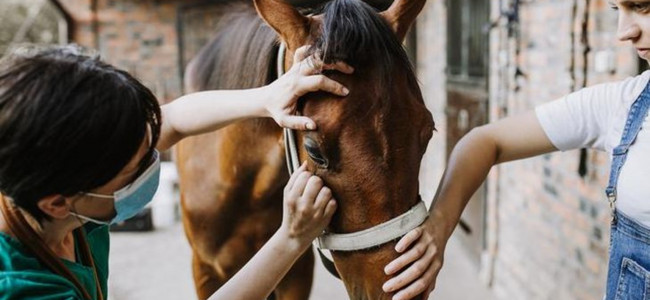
[383,1,650,300]
[0,45,351,300]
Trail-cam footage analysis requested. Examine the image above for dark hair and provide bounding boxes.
[0,45,161,221]
[308,0,421,114]
[310,0,420,103]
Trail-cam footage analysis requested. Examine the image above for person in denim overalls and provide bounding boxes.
[605,83,650,299]
[379,1,650,300]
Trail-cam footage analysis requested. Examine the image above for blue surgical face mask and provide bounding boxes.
[70,150,161,225]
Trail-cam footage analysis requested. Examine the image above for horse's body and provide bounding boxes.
[176,1,433,299]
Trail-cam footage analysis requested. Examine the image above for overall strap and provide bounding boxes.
[0,195,103,300]
[606,83,650,219]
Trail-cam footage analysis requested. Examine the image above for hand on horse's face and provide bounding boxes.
[263,45,353,131]
[280,162,337,248]
[382,219,446,300]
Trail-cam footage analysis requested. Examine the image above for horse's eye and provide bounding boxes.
[304,139,329,168]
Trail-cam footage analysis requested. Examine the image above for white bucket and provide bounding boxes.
[150,162,180,229]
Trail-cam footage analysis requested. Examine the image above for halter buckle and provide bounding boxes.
[607,192,617,219]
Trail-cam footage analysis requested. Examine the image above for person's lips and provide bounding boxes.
[637,48,650,56]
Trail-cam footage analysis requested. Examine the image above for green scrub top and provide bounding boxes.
[0,223,109,300]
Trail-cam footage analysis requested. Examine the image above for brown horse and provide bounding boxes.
[176,0,433,299]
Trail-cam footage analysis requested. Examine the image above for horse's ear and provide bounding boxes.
[254,0,310,51]
[379,0,426,42]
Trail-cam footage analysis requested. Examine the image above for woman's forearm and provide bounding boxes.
[427,127,499,240]
[207,229,308,300]
[207,164,335,300]
[155,50,352,151]
[157,88,268,150]
[426,112,556,240]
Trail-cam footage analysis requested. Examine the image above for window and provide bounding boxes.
[447,0,490,81]
[0,0,69,57]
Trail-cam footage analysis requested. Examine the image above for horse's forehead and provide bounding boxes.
[305,94,387,144]
[303,94,346,131]
[306,73,417,133]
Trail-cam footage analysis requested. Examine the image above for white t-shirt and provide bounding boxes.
[535,71,650,227]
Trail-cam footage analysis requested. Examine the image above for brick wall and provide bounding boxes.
[56,0,200,103]
[417,0,640,299]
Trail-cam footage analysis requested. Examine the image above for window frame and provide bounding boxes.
[446,0,490,85]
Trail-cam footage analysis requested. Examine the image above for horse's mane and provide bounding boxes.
[186,0,419,99]
[185,3,277,92]
[313,0,419,93]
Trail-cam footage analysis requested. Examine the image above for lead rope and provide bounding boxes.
[277,43,341,279]
[0,195,104,300]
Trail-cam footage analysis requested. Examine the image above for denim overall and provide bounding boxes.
[605,82,650,300]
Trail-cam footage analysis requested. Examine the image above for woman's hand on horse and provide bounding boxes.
[281,162,337,248]
[264,45,354,131]
[381,220,447,300]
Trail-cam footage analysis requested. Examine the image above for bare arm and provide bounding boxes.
[383,111,557,300]
[428,111,557,241]
[156,46,353,151]
[157,88,268,150]
[208,163,337,300]
[206,227,307,300]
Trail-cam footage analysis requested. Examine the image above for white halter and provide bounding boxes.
[277,43,428,251]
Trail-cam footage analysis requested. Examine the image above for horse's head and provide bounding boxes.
[255,0,433,298]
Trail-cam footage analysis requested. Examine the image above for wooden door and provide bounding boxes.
[445,0,490,265]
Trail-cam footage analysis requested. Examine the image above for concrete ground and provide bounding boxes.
[107,223,495,300]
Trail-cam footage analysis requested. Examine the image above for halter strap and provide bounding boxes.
[277,43,302,175]
[316,200,428,251]
[0,195,104,300]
